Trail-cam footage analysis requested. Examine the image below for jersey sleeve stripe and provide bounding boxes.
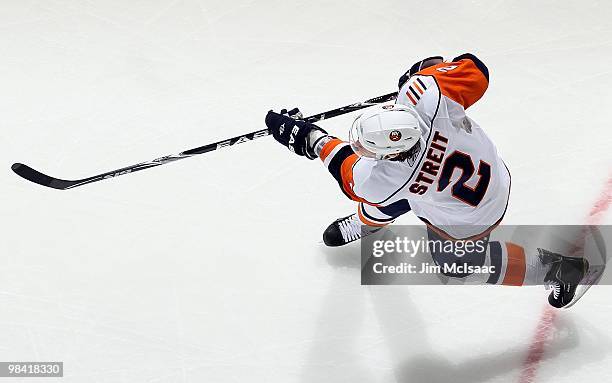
[319,138,344,162]
[408,86,421,100]
[327,145,353,180]
[339,153,362,201]
[320,139,382,204]
[405,91,417,105]
[416,77,428,90]
[321,141,349,168]
[414,82,424,94]
[322,143,364,202]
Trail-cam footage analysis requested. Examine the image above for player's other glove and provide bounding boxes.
[398,56,444,89]
[265,108,328,160]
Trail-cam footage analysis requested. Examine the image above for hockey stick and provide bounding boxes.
[12,91,398,190]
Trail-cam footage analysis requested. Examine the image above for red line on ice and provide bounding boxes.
[517,173,612,383]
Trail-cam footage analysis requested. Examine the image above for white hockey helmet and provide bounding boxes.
[349,104,421,160]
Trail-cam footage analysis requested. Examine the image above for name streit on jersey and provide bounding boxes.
[409,131,448,195]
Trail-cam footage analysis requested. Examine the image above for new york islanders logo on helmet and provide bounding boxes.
[389,130,402,142]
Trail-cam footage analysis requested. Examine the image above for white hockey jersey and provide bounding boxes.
[319,54,511,240]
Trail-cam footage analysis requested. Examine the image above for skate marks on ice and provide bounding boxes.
[395,313,610,383]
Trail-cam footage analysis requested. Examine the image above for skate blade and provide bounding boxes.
[563,263,606,309]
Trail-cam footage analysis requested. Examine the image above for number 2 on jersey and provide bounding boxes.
[436,65,458,73]
[437,151,491,206]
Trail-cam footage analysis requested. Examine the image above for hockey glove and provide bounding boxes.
[265,108,328,160]
[398,56,444,89]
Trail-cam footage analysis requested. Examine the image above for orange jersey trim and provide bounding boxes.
[319,138,343,162]
[417,59,488,109]
[414,82,424,94]
[340,154,363,202]
[406,91,417,105]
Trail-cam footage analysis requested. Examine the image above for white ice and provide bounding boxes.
[1,1,611,382]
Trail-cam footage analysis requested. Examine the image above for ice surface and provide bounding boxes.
[1,1,611,382]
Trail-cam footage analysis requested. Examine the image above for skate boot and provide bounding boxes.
[539,249,589,308]
[323,214,382,247]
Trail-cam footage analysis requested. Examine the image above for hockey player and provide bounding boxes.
[264,54,589,308]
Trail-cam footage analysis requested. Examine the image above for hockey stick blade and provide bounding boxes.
[12,160,161,190]
[12,162,78,190]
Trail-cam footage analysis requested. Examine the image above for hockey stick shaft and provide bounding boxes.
[12,91,398,189]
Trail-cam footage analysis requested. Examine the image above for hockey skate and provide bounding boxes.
[323,214,382,247]
[539,249,590,308]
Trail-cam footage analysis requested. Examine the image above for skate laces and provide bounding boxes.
[547,282,561,300]
[338,214,362,243]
